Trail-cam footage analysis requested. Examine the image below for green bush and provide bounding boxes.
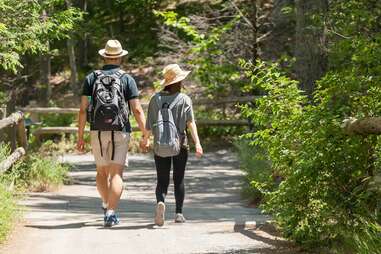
[240,60,381,253]
[13,155,70,192]
[234,139,272,205]
[0,182,17,244]
[0,143,69,243]
[0,144,17,243]
[1,142,70,192]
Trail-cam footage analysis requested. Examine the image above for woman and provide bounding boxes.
[145,64,203,226]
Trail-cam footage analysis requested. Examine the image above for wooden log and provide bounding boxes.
[0,111,24,130]
[193,96,258,105]
[196,119,250,126]
[32,119,249,137]
[34,127,90,136]
[17,118,28,150]
[0,147,26,174]
[0,107,6,119]
[342,117,381,135]
[21,96,259,115]
[21,107,79,114]
[33,126,139,136]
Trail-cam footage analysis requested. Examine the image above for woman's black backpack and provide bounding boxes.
[87,70,129,131]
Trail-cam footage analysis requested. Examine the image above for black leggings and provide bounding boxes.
[154,148,188,214]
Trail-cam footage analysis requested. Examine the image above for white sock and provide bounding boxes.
[106,209,115,217]
[102,202,108,209]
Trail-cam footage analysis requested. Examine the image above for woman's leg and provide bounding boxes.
[154,155,171,203]
[173,149,188,214]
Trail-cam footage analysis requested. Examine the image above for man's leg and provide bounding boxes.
[107,163,124,210]
[96,165,109,206]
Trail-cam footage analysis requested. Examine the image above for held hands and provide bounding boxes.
[77,138,85,153]
[139,132,150,153]
[195,143,203,158]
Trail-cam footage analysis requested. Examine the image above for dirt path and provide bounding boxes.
[1,151,296,254]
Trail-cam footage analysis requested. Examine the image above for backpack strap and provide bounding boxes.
[114,69,126,78]
[154,93,163,109]
[94,70,104,78]
[169,93,185,110]
[92,70,104,97]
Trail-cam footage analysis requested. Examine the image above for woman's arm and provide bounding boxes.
[187,120,203,158]
[129,98,150,152]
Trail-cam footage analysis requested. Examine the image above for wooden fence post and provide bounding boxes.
[17,116,28,151]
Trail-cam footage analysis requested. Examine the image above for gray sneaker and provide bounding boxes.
[155,202,165,226]
[174,213,186,223]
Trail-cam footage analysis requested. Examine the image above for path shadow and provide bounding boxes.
[25,220,103,229]
[26,222,156,231]
[233,223,290,248]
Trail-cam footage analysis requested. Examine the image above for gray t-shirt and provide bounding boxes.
[146,91,194,148]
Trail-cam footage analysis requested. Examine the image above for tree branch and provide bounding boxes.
[342,117,381,135]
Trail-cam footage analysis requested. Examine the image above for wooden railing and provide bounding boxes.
[21,96,255,138]
[0,111,27,174]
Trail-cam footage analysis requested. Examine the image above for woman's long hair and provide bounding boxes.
[163,82,182,94]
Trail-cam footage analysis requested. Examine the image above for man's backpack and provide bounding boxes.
[87,70,129,131]
[152,93,185,157]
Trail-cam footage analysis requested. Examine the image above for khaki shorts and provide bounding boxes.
[90,131,130,166]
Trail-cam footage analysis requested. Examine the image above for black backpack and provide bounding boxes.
[87,70,129,131]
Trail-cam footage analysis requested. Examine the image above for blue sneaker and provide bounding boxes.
[104,214,120,227]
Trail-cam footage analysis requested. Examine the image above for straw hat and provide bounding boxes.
[160,64,191,87]
[98,40,128,58]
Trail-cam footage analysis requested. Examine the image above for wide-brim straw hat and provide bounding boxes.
[98,39,128,59]
[160,64,191,87]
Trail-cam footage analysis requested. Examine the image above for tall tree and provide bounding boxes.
[65,0,79,93]
[294,0,328,95]
[39,8,52,104]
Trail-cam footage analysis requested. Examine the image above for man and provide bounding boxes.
[77,39,149,227]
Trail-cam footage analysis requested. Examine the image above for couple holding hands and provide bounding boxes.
[77,40,203,227]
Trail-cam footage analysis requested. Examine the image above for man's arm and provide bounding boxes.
[129,98,150,151]
[77,96,89,152]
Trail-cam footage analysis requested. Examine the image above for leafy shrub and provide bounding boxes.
[0,182,17,243]
[240,60,381,253]
[0,144,17,243]
[14,155,70,192]
[234,139,272,205]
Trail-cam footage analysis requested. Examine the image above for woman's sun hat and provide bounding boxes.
[161,64,191,87]
[98,40,128,58]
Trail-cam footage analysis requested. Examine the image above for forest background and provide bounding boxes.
[0,0,380,253]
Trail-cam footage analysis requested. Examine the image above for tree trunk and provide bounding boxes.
[248,0,258,61]
[81,0,88,67]
[65,0,78,93]
[39,45,51,103]
[294,0,328,96]
[40,9,51,105]
[67,39,78,92]
[343,117,381,136]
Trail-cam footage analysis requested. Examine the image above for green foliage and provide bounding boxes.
[0,0,82,72]
[0,142,69,192]
[0,181,16,244]
[40,113,76,127]
[20,155,69,191]
[155,10,242,97]
[240,59,381,253]
[82,0,159,61]
[235,139,272,204]
[0,144,17,243]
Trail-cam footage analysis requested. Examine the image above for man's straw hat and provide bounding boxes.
[98,40,128,59]
[161,64,191,87]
